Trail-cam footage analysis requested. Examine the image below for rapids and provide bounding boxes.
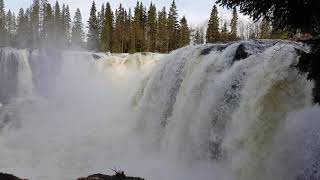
[0,40,319,180]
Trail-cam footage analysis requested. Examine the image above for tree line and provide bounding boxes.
[0,0,80,49]
[204,5,290,44]
[87,0,190,53]
[0,0,191,53]
[0,0,293,53]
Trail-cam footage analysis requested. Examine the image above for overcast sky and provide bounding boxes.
[6,0,242,26]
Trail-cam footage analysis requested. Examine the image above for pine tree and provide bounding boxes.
[131,2,147,52]
[65,5,71,45]
[43,2,54,46]
[101,2,113,52]
[200,28,205,44]
[124,9,132,53]
[87,1,99,51]
[179,16,190,47]
[31,0,40,48]
[221,22,229,41]
[0,0,7,47]
[62,4,66,40]
[6,10,16,46]
[54,1,64,47]
[194,27,204,45]
[217,0,319,36]
[98,3,105,50]
[16,9,24,47]
[7,11,17,34]
[157,7,168,53]
[16,8,32,48]
[147,3,157,52]
[40,0,48,41]
[230,7,238,40]
[25,8,33,47]
[128,8,134,53]
[113,4,126,52]
[16,8,25,48]
[259,17,271,39]
[248,22,259,39]
[133,2,144,52]
[270,21,289,39]
[62,4,71,47]
[140,2,147,52]
[167,0,180,51]
[206,5,220,43]
[71,8,84,49]
[194,29,201,44]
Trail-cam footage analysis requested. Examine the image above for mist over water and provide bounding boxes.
[0,41,320,180]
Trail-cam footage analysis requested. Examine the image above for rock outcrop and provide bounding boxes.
[0,173,28,180]
[77,171,144,180]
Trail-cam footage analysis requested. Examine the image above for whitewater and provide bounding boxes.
[0,40,319,180]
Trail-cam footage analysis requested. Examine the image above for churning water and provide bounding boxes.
[0,40,319,180]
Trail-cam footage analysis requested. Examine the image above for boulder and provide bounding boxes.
[92,54,102,60]
[233,43,249,62]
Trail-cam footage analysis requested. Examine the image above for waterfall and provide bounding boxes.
[0,41,319,180]
[0,48,34,103]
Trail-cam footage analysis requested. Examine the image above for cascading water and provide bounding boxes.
[0,40,319,180]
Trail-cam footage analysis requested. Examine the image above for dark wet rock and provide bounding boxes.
[200,40,277,58]
[92,54,102,60]
[312,80,320,104]
[0,173,28,180]
[200,44,229,55]
[233,43,249,62]
[77,171,144,180]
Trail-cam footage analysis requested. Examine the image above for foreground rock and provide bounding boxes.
[0,173,28,180]
[77,171,144,180]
